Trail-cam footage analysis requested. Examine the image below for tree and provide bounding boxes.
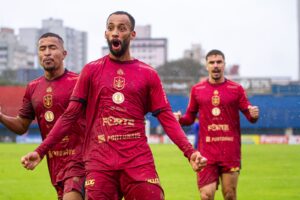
[156,58,207,83]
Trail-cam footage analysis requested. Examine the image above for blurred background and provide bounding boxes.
[0,0,299,145]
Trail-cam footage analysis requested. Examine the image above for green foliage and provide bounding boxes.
[156,58,207,82]
[0,144,299,200]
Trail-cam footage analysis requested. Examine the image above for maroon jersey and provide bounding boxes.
[67,55,194,171]
[180,79,256,162]
[19,70,85,186]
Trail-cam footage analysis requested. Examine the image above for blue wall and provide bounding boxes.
[146,94,300,130]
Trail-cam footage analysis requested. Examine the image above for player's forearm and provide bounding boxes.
[179,112,196,126]
[35,101,84,158]
[157,110,195,159]
[0,114,29,135]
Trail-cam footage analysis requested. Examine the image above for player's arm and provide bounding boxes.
[177,86,198,125]
[0,107,32,135]
[239,86,259,123]
[157,109,207,172]
[21,100,84,170]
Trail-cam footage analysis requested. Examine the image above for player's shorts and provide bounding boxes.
[197,160,240,189]
[55,176,85,200]
[85,163,164,200]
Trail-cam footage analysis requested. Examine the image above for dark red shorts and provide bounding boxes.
[197,160,240,189]
[85,163,164,200]
[55,176,85,200]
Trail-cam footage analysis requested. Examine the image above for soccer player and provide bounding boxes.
[21,11,207,200]
[174,49,259,200]
[0,32,85,200]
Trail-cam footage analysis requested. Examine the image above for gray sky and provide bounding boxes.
[0,0,298,80]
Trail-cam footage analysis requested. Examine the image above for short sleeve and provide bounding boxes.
[18,85,35,120]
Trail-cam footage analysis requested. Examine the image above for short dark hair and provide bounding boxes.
[206,49,225,60]
[107,11,135,31]
[38,32,64,44]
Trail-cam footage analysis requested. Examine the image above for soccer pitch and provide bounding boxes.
[0,143,299,200]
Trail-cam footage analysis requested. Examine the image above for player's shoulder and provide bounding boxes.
[85,56,107,68]
[136,59,157,73]
[193,78,208,90]
[225,79,243,89]
[27,76,45,87]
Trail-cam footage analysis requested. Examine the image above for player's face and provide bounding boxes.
[38,37,66,72]
[206,54,225,83]
[105,14,136,59]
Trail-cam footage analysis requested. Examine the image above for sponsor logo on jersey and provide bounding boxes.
[147,178,160,184]
[102,116,134,126]
[211,107,221,116]
[112,92,125,104]
[208,124,229,131]
[85,179,95,187]
[46,86,52,93]
[44,110,55,122]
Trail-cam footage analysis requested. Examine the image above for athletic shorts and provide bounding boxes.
[55,176,85,200]
[85,163,164,200]
[197,160,240,189]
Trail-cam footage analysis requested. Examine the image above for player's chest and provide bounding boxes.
[195,88,240,106]
[95,67,148,96]
[31,82,73,110]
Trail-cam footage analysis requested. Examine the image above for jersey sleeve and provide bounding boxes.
[238,86,257,123]
[148,71,169,115]
[157,110,195,159]
[70,64,91,103]
[18,84,35,120]
[179,86,198,125]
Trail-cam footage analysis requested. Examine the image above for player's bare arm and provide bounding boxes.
[0,106,32,135]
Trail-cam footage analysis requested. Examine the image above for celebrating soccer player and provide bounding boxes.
[21,11,207,200]
[174,49,259,200]
[0,32,85,200]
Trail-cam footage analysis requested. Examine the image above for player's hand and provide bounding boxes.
[189,151,207,172]
[248,105,259,119]
[173,111,182,121]
[21,151,41,170]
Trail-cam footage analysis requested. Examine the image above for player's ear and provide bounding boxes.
[130,31,136,40]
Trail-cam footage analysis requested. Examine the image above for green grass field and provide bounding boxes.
[0,143,299,200]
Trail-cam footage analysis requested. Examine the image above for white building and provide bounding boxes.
[0,28,34,73]
[102,25,167,68]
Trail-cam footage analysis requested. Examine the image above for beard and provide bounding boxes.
[107,37,130,58]
[42,65,56,72]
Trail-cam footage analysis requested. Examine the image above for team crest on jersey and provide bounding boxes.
[43,94,53,108]
[113,76,125,90]
[112,92,125,104]
[44,110,55,122]
[211,90,220,106]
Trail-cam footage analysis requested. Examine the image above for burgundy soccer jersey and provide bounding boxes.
[19,70,85,186]
[180,79,256,162]
[67,55,194,171]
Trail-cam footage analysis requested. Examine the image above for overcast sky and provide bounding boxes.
[0,0,298,80]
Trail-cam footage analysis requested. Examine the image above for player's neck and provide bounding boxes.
[208,77,225,84]
[44,67,65,81]
[109,50,133,62]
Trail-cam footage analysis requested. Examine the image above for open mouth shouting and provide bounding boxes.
[111,39,122,52]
